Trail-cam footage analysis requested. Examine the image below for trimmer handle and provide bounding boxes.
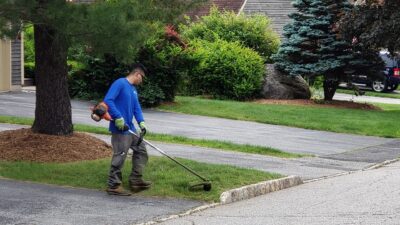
[123,124,145,146]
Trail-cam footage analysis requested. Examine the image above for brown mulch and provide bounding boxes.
[0,128,112,163]
[253,99,381,110]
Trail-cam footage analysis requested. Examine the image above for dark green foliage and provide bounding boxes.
[187,39,265,100]
[68,26,194,107]
[181,7,280,62]
[68,55,129,100]
[340,0,400,53]
[24,62,35,80]
[136,30,197,107]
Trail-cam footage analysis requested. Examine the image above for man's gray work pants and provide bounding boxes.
[108,133,148,188]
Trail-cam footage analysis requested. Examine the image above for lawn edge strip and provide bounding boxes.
[0,116,306,158]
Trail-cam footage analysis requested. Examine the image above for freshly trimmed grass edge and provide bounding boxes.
[0,115,307,158]
[157,96,400,138]
[0,157,282,202]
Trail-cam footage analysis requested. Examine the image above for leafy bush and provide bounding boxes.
[181,7,280,62]
[23,25,35,63]
[187,39,265,100]
[68,55,128,100]
[136,26,197,107]
[68,25,194,107]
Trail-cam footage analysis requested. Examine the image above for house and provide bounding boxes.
[241,0,296,37]
[0,38,23,92]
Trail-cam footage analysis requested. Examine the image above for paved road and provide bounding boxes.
[0,91,396,156]
[0,178,201,225]
[159,161,400,225]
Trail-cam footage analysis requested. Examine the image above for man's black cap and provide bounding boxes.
[131,62,148,75]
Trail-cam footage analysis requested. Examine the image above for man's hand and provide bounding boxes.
[115,117,125,130]
[139,121,147,135]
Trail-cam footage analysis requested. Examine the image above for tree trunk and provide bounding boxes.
[323,79,339,101]
[32,23,73,135]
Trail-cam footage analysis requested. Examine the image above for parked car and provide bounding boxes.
[350,51,400,92]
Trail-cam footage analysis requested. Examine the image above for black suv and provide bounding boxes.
[351,51,400,92]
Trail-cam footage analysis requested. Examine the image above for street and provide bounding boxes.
[158,161,400,225]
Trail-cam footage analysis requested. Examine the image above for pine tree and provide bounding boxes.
[273,0,355,100]
[0,0,204,135]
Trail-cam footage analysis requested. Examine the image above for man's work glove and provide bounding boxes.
[139,121,147,135]
[136,121,147,146]
[115,117,125,131]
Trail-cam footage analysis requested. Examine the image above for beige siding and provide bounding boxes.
[242,0,296,37]
[0,39,12,92]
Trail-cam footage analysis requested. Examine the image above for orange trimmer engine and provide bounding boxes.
[91,102,112,122]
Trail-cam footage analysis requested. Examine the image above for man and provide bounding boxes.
[104,63,151,196]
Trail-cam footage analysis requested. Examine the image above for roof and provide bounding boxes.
[186,0,246,19]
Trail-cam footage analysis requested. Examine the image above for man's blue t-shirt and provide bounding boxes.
[104,78,144,134]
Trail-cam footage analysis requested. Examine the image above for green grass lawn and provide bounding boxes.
[0,157,281,202]
[0,115,305,158]
[337,88,400,99]
[157,96,400,138]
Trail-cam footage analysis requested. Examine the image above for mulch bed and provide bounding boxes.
[0,128,112,163]
[253,99,381,110]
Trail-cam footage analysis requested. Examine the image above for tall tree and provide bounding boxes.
[0,0,204,135]
[273,0,355,100]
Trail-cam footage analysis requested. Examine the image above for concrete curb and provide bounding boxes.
[364,158,400,170]
[220,175,303,204]
[136,176,303,224]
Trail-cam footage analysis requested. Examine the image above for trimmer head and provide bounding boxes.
[189,181,212,192]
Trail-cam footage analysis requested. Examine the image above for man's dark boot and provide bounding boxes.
[129,179,152,193]
[106,185,131,196]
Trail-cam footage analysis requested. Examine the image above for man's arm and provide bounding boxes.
[104,80,123,120]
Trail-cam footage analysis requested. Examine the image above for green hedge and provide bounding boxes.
[181,7,280,62]
[187,39,265,100]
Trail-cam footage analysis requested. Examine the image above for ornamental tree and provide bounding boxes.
[340,0,400,53]
[273,0,356,100]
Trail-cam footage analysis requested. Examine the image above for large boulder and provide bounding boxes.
[261,64,311,99]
